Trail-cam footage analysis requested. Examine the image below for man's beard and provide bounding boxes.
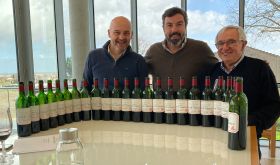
[166,32,185,46]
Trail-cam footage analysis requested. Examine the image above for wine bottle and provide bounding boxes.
[71,79,81,122]
[122,77,131,121]
[27,81,40,133]
[55,79,65,126]
[80,80,91,121]
[176,77,188,125]
[112,78,122,121]
[47,80,58,128]
[37,80,49,131]
[188,76,201,126]
[131,77,142,122]
[164,77,176,124]
[214,76,224,128]
[91,78,102,120]
[153,77,164,124]
[63,79,73,123]
[201,76,214,127]
[16,82,32,137]
[221,76,234,131]
[101,78,112,120]
[228,77,248,150]
[142,77,153,123]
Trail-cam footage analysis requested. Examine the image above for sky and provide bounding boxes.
[0,0,280,74]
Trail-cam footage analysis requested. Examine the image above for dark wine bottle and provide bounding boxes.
[164,77,176,124]
[47,80,58,128]
[55,79,65,126]
[201,76,214,127]
[37,80,49,131]
[71,79,81,122]
[80,80,91,120]
[122,77,131,121]
[131,77,142,122]
[63,79,73,123]
[152,77,164,124]
[221,76,234,131]
[176,77,188,125]
[142,77,153,123]
[91,78,102,120]
[101,78,112,120]
[188,76,201,126]
[16,82,32,137]
[27,81,40,133]
[112,78,122,121]
[228,77,248,150]
[214,76,224,128]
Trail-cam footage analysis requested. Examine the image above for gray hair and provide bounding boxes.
[215,25,247,43]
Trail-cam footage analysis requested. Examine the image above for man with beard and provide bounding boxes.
[83,16,148,91]
[145,7,218,90]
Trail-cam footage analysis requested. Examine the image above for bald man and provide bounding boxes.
[83,16,148,91]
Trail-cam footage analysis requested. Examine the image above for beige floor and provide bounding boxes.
[260,146,280,165]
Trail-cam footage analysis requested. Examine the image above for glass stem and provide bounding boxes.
[1,140,6,156]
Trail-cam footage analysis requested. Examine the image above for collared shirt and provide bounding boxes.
[161,37,187,54]
[220,54,245,74]
[108,43,127,61]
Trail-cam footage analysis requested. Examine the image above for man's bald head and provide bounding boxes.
[109,16,132,31]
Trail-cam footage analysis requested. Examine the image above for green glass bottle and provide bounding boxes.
[188,76,201,126]
[112,78,122,121]
[27,81,40,133]
[214,76,224,128]
[16,82,32,137]
[228,77,248,150]
[55,79,65,126]
[176,77,188,125]
[80,80,91,121]
[131,77,142,122]
[142,77,154,123]
[153,77,164,124]
[165,77,176,124]
[201,76,214,127]
[37,80,49,131]
[71,79,81,122]
[101,78,111,120]
[47,80,58,128]
[91,78,101,120]
[63,79,73,123]
[122,77,131,121]
[221,76,234,131]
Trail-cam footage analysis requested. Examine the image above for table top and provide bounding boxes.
[10,121,259,165]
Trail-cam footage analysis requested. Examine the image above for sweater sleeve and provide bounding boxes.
[137,56,149,90]
[83,53,93,92]
[144,45,155,75]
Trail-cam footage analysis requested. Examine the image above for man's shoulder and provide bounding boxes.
[187,38,208,47]
[88,48,106,57]
[244,56,267,66]
[147,42,163,50]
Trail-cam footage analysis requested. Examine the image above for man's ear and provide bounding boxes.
[242,41,247,49]
[107,29,110,38]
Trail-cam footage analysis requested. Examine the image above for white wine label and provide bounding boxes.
[221,102,229,118]
[39,104,49,119]
[131,99,142,112]
[112,98,122,111]
[164,100,176,113]
[201,100,214,115]
[188,100,201,114]
[92,97,101,110]
[176,99,188,113]
[16,107,31,125]
[30,105,40,121]
[72,99,81,112]
[214,100,222,116]
[49,102,58,117]
[57,101,65,115]
[121,99,131,112]
[152,99,164,113]
[81,98,91,111]
[101,98,111,111]
[142,99,153,112]
[64,100,73,114]
[228,112,239,133]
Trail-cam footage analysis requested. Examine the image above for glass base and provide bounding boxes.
[0,154,14,164]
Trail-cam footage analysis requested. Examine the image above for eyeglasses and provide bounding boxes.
[215,39,241,49]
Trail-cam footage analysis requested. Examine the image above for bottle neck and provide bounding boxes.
[103,79,109,89]
[114,79,119,89]
[134,79,139,89]
[56,81,61,92]
[192,78,197,88]
[64,81,68,90]
[235,81,243,94]
[179,78,185,89]
[94,79,99,88]
[28,83,34,95]
[156,79,161,90]
[72,80,77,90]
[124,79,129,89]
[39,82,44,92]
[48,82,53,92]
[19,83,25,95]
[204,77,210,88]
[167,78,173,89]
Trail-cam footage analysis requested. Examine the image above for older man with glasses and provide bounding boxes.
[210,25,280,159]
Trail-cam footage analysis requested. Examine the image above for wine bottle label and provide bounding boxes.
[143,133,153,147]
[189,137,201,152]
[213,140,221,155]
[72,99,81,112]
[49,102,58,117]
[57,101,65,115]
[188,100,201,114]
[228,112,239,133]
[121,99,131,112]
[152,99,164,113]
[214,100,222,116]
[154,134,165,148]
[92,97,101,110]
[131,99,142,112]
[112,98,122,111]
[101,98,111,111]
[201,138,213,153]
[142,99,153,112]
[164,100,176,113]
[221,102,229,118]
[39,104,49,119]
[165,135,176,149]
[16,107,31,125]
[81,98,91,111]
[176,99,188,113]
[132,133,143,146]
[112,131,122,144]
[30,105,40,121]
[64,100,73,114]
[201,100,214,115]
[176,136,188,150]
